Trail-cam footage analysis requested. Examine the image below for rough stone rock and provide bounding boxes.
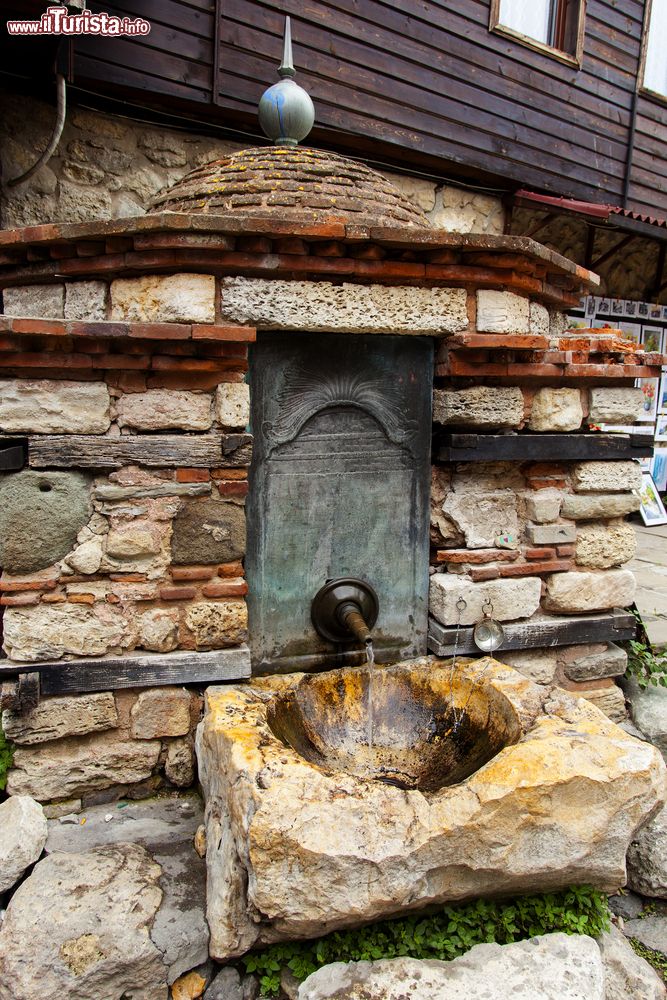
[432,386,524,428]
[116,390,213,431]
[45,794,209,985]
[572,461,643,494]
[381,171,437,212]
[430,187,504,234]
[110,273,215,324]
[543,569,636,613]
[2,692,118,745]
[171,499,246,565]
[197,662,666,958]
[297,935,604,1000]
[623,914,667,954]
[475,290,530,333]
[7,730,161,801]
[528,388,583,431]
[452,462,525,494]
[184,601,248,650]
[64,281,109,321]
[497,648,559,684]
[0,796,48,894]
[0,843,167,999]
[575,519,637,568]
[94,481,211,502]
[172,971,207,999]
[429,574,541,625]
[441,491,518,549]
[139,609,180,653]
[105,521,163,557]
[523,488,562,523]
[560,493,641,520]
[571,683,627,723]
[2,283,65,318]
[529,301,550,336]
[598,924,666,1000]
[0,378,110,433]
[3,602,135,663]
[219,277,469,335]
[204,967,243,1000]
[0,469,92,574]
[64,535,105,575]
[215,383,250,430]
[166,738,196,788]
[131,688,191,740]
[608,891,645,921]
[627,678,667,763]
[562,642,628,682]
[627,803,667,898]
[588,387,644,425]
[526,521,577,545]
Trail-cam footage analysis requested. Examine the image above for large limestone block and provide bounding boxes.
[116,390,213,431]
[628,679,667,762]
[2,692,118,745]
[476,290,530,333]
[64,280,108,321]
[529,301,550,336]
[110,273,215,324]
[298,935,605,1000]
[3,602,135,662]
[496,648,559,684]
[588,387,644,425]
[524,488,562,523]
[219,277,469,334]
[441,491,518,549]
[184,600,248,649]
[432,386,524,429]
[0,796,47,894]
[562,642,628,682]
[572,461,642,493]
[0,470,92,574]
[429,574,541,625]
[0,378,110,433]
[0,844,167,1000]
[196,666,665,958]
[138,609,180,653]
[543,569,636,613]
[3,283,64,318]
[598,923,666,1000]
[627,803,667,898]
[171,498,246,565]
[215,383,250,430]
[528,388,583,431]
[574,683,627,723]
[7,730,160,801]
[575,519,637,568]
[131,688,192,740]
[561,493,640,520]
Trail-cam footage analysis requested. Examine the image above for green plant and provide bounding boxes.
[0,722,14,791]
[243,886,610,996]
[630,938,667,984]
[626,639,667,691]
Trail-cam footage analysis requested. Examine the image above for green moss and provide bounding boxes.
[630,938,667,984]
[243,886,611,995]
[0,722,14,792]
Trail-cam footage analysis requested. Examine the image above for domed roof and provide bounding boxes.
[149,146,431,229]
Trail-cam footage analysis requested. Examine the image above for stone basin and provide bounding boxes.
[196,656,667,961]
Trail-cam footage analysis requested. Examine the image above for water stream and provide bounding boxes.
[366,638,375,749]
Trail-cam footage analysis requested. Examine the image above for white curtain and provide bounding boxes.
[499,0,552,44]
[645,0,667,97]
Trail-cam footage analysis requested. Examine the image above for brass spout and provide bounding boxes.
[311,578,379,645]
[337,602,372,644]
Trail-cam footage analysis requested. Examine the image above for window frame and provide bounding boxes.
[638,0,667,107]
[489,0,587,68]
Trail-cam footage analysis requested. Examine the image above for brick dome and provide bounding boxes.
[149,146,431,228]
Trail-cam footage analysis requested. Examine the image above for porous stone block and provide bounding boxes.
[380,171,437,212]
[130,688,191,740]
[2,692,118,745]
[64,535,104,575]
[138,609,179,653]
[116,390,213,431]
[171,499,246,565]
[215,383,250,430]
[441,492,519,549]
[529,301,550,336]
[110,273,215,324]
[0,470,92,575]
[432,387,523,429]
[542,570,635,613]
[561,642,628,682]
[184,601,248,649]
[430,187,504,235]
[528,388,583,432]
[524,488,563,523]
[105,523,162,558]
[627,803,667,899]
[219,277,468,335]
[571,461,642,493]
[496,648,559,684]
[0,379,110,433]
[429,573,541,625]
[7,731,160,801]
[64,281,109,322]
[598,923,666,1000]
[165,738,195,788]
[575,519,636,568]
[588,387,644,425]
[3,603,135,662]
[0,796,48,894]
[575,683,627,723]
[3,283,65,318]
[526,522,576,545]
[476,290,530,333]
[560,494,640,520]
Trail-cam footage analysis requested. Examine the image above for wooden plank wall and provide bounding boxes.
[630,96,667,217]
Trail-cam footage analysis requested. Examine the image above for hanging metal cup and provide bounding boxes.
[472,599,505,653]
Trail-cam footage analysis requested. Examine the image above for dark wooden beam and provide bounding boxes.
[434,432,653,464]
[591,234,636,271]
[20,433,252,469]
[648,241,667,301]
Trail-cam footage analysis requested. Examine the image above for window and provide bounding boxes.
[642,0,667,100]
[490,0,585,65]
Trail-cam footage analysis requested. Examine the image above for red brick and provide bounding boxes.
[40,592,66,603]
[436,548,519,564]
[127,322,191,340]
[499,559,572,577]
[147,373,233,390]
[218,561,244,578]
[0,592,39,606]
[176,468,210,483]
[524,547,556,560]
[109,573,148,583]
[159,585,197,601]
[11,318,68,337]
[202,580,249,598]
[0,574,58,592]
[469,567,500,582]
[67,593,96,604]
[0,351,92,369]
[217,481,249,498]
[170,566,216,582]
[211,468,247,480]
[557,544,576,556]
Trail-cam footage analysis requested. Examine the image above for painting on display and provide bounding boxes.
[659,372,667,415]
[636,377,660,421]
[656,415,667,442]
[641,326,663,353]
[652,450,667,492]
[616,322,642,345]
[638,472,667,526]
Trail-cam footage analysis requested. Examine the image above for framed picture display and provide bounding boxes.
[617,322,641,345]
[659,372,667,415]
[656,415,667,442]
[641,326,663,353]
[636,377,660,421]
[649,304,663,320]
[611,298,625,316]
[638,472,667,526]
[652,449,667,492]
